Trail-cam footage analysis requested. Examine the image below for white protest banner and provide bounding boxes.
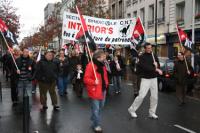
[62,12,136,45]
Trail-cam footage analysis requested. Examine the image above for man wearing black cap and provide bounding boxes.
[36,49,60,111]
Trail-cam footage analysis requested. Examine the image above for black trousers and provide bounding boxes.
[74,80,83,97]
[10,75,18,102]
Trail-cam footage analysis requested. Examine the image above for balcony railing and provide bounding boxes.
[132,0,138,4]
[157,17,165,24]
[177,18,184,26]
[126,0,131,7]
[148,20,154,27]
[195,13,200,23]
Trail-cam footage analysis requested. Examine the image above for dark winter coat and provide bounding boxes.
[35,58,59,83]
[110,60,125,76]
[173,60,193,85]
[69,56,80,72]
[57,57,70,77]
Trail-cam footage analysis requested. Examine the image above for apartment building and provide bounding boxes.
[121,0,200,58]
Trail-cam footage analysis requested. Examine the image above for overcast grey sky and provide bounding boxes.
[13,0,61,41]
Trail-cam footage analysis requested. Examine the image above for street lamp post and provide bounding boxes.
[155,0,158,55]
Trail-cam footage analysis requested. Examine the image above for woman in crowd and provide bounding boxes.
[110,55,124,94]
[84,50,109,133]
[57,50,69,96]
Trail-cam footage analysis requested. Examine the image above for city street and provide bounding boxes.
[1,0,200,133]
[0,70,200,133]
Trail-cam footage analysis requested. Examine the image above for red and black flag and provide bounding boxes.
[177,25,194,52]
[0,18,18,45]
[131,17,145,46]
[75,6,96,52]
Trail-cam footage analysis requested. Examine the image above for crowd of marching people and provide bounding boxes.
[0,42,198,133]
[0,43,127,132]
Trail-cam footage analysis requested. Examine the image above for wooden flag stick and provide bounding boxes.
[176,24,189,72]
[76,6,97,81]
[0,31,19,70]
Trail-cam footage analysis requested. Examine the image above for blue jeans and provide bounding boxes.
[90,91,106,128]
[58,76,68,95]
[113,76,122,92]
[17,80,32,109]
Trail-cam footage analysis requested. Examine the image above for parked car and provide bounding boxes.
[157,57,197,92]
[158,57,175,91]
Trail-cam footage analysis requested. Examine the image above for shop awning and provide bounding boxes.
[146,34,166,44]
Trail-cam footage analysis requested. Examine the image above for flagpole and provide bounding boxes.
[0,31,19,70]
[192,0,195,68]
[84,44,90,62]
[76,6,98,81]
[176,24,189,72]
[36,47,41,62]
[138,16,156,62]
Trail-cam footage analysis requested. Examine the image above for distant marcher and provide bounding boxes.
[69,50,80,89]
[130,51,143,97]
[31,52,38,94]
[72,64,84,97]
[110,55,124,94]
[7,47,21,105]
[57,50,69,96]
[173,52,193,106]
[1,51,10,81]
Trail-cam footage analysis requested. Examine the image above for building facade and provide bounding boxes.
[120,0,200,58]
[44,3,55,26]
[167,0,200,59]
[124,0,168,57]
[110,0,125,19]
[44,2,62,50]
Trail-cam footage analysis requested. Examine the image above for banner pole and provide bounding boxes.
[176,25,189,72]
[76,6,98,81]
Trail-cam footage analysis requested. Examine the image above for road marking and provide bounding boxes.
[174,124,197,133]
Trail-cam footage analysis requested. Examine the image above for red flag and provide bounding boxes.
[0,18,8,32]
[177,25,188,42]
[76,6,96,51]
[132,17,145,45]
[75,28,84,40]
[177,24,194,52]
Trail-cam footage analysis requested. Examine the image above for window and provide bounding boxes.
[126,0,131,7]
[133,11,137,17]
[119,0,123,18]
[195,0,200,21]
[159,0,165,19]
[112,4,116,19]
[158,0,165,23]
[148,4,154,27]
[176,2,185,22]
[140,8,145,26]
[149,4,154,21]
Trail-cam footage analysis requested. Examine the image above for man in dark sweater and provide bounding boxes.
[128,43,163,119]
[16,48,34,110]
